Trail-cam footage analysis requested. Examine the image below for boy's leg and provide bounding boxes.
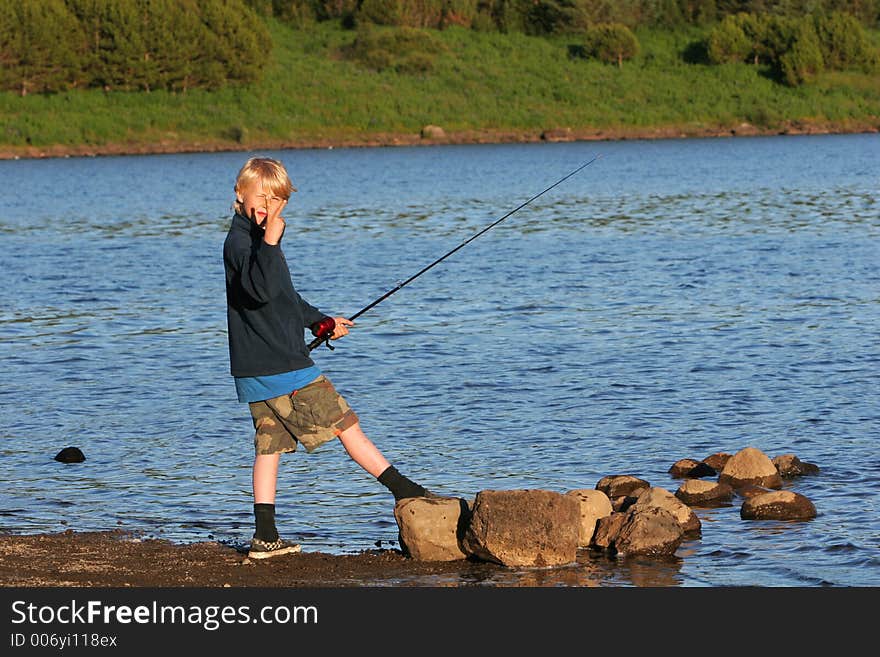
[253,452,280,504]
[338,422,429,500]
[246,399,301,558]
[337,422,389,477]
[252,453,281,543]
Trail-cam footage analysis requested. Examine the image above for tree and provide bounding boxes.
[525,1,590,35]
[583,22,640,66]
[195,0,269,89]
[780,19,824,84]
[813,11,874,69]
[0,0,85,94]
[706,13,752,62]
[139,0,202,92]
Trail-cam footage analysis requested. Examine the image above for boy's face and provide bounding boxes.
[237,180,287,227]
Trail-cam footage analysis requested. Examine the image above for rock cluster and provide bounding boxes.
[393,446,819,566]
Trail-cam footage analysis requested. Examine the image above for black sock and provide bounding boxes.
[377,465,427,501]
[253,503,279,542]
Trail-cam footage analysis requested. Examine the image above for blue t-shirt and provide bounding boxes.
[235,366,322,403]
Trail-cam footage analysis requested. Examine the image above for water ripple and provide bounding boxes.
[2,135,879,586]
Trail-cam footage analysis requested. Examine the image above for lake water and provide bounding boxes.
[1,134,878,587]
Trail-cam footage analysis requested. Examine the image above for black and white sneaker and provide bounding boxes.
[247,537,301,559]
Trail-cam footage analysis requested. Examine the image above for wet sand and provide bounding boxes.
[0,530,503,588]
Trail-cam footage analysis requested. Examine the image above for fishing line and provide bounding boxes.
[309,153,602,351]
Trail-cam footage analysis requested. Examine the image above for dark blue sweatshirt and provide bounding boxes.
[223,212,326,377]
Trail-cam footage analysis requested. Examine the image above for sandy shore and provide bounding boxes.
[1,120,876,160]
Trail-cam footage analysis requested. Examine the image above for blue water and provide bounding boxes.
[1,134,878,586]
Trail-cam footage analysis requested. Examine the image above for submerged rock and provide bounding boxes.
[675,479,734,506]
[632,487,701,534]
[612,507,684,557]
[772,454,820,477]
[669,458,717,478]
[54,447,85,463]
[596,474,650,498]
[741,491,817,520]
[702,452,732,471]
[592,513,628,551]
[718,447,782,489]
[736,483,774,499]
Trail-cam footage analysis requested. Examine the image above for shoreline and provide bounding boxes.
[0,529,491,588]
[2,120,877,161]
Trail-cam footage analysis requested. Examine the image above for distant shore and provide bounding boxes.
[2,119,876,161]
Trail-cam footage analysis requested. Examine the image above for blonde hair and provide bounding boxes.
[234,157,296,208]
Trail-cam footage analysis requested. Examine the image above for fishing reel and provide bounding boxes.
[309,316,336,351]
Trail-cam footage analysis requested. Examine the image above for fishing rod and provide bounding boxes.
[308,153,603,352]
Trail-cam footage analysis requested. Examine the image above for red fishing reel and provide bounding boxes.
[309,316,336,351]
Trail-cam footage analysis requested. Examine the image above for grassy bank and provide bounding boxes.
[1,20,878,158]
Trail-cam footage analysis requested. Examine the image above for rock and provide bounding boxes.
[592,513,627,551]
[772,454,820,477]
[669,458,700,477]
[394,496,471,562]
[702,452,732,471]
[632,487,701,534]
[614,506,685,557]
[741,491,817,520]
[420,124,446,139]
[463,490,579,567]
[675,479,734,506]
[736,483,773,499]
[669,458,717,478]
[718,447,782,489]
[565,489,613,547]
[596,474,650,499]
[54,447,85,463]
[610,494,640,513]
[540,128,573,142]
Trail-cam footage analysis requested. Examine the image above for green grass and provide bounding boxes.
[1,19,878,150]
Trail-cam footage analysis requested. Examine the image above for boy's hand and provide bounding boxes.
[260,199,288,245]
[331,317,354,340]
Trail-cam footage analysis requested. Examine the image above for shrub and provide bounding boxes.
[353,0,480,29]
[813,11,875,70]
[705,12,785,65]
[706,13,751,63]
[357,0,404,26]
[581,22,640,67]
[341,25,446,73]
[780,20,824,85]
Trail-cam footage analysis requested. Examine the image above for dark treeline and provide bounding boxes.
[705,11,878,84]
[0,0,268,95]
[1,0,877,96]
[324,1,878,85]
[249,0,880,31]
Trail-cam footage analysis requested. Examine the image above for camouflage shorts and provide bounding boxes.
[247,375,359,455]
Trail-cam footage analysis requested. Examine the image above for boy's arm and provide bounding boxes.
[232,244,287,304]
[295,292,326,327]
[262,203,337,331]
[234,198,289,303]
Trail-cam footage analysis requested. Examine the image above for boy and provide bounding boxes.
[223,157,430,559]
